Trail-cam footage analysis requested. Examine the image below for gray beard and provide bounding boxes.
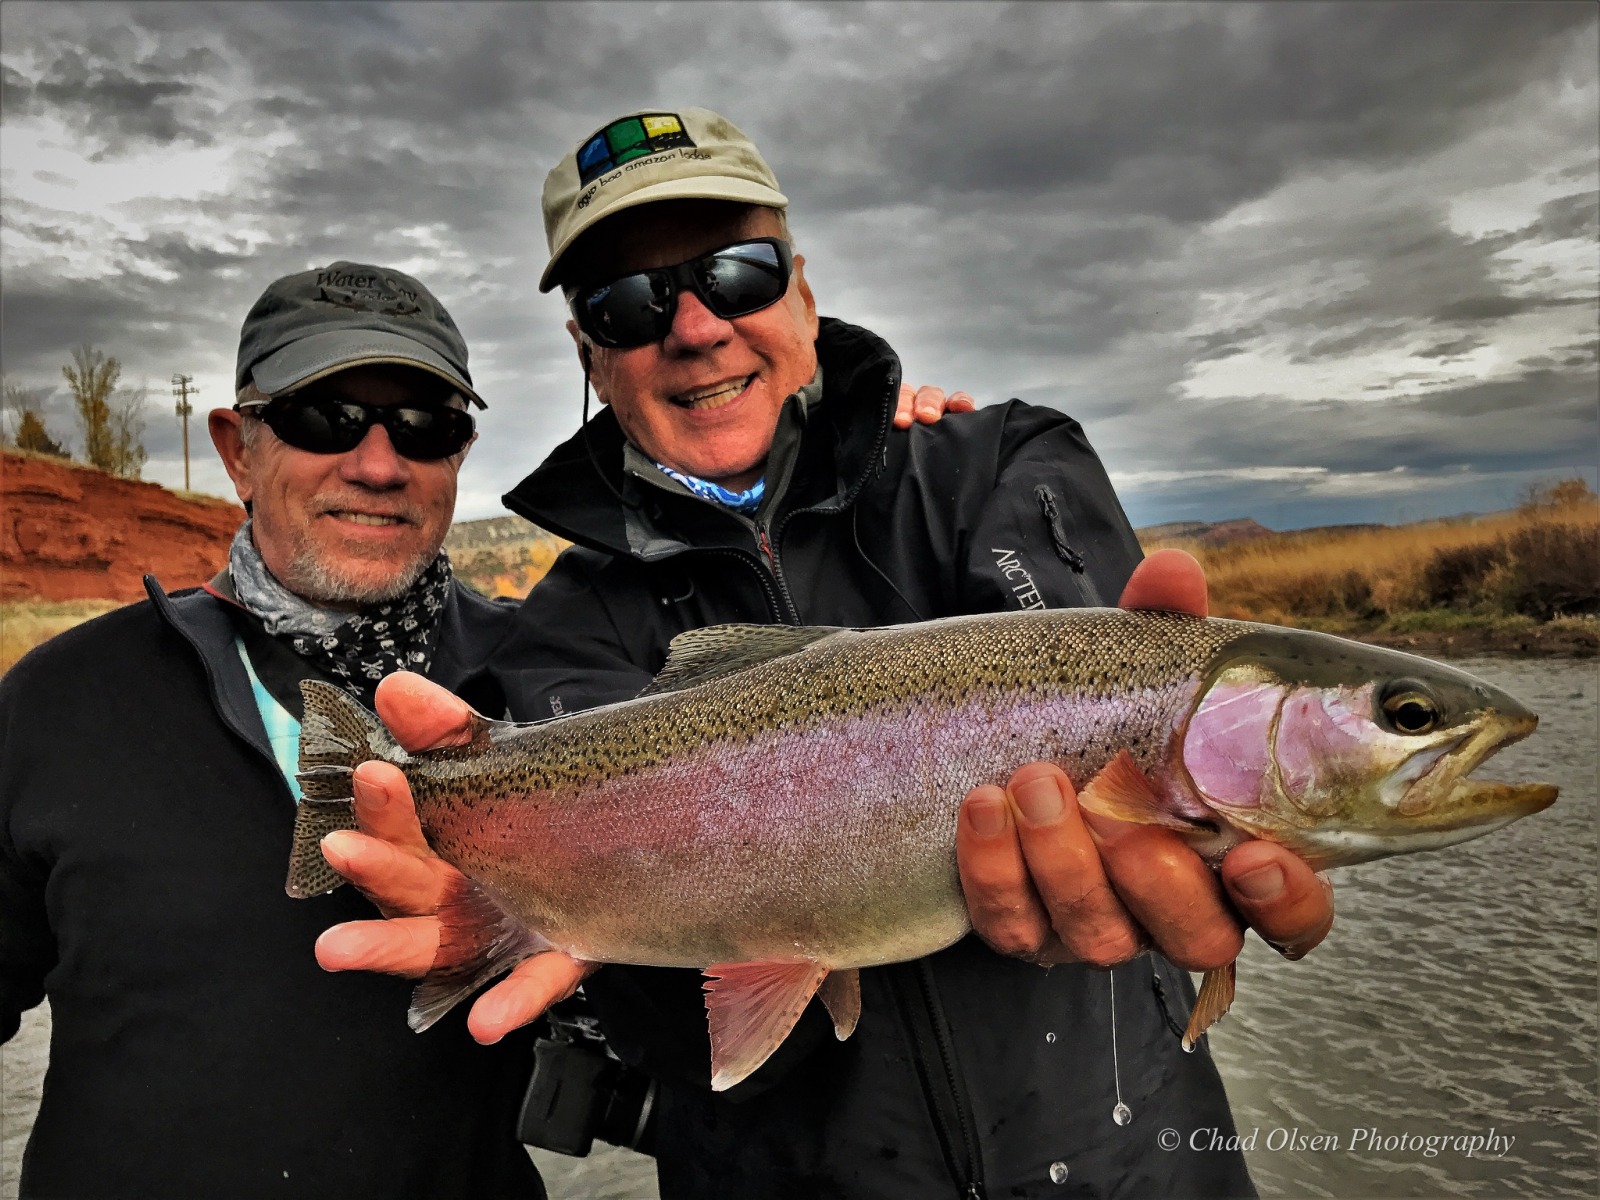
[279,540,433,606]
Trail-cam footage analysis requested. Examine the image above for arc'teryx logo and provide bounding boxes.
[991,548,1046,610]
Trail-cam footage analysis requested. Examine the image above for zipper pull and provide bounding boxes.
[757,526,776,566]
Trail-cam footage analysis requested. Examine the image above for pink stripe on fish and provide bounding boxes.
[1275,684,1376,816]
[1183,678,1282,809]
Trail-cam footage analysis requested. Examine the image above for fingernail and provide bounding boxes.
[1232,863,1284,902]
[918,405,937,418]
[967,795,1008,837]
[1014,776,1064,825]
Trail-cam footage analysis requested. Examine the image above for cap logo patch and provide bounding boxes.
[314,269,423,317]
[577,112,694,185]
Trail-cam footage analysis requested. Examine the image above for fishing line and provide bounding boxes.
[1110,969,1132,1126]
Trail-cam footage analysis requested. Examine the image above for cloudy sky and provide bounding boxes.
[2,1,1595,530]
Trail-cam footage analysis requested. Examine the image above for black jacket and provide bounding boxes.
[497,318,1255,1199]
[0,578,544,1200]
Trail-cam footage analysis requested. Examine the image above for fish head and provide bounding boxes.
[1177,628,1558,870]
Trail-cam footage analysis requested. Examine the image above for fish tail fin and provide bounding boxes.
[285,681,406,899]
[408,872,553,1032]
[1182,959,1238,1051]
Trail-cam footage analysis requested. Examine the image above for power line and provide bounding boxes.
[171,374,197,491]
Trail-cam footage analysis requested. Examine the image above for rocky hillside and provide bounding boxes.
[443,515,569,598]
[1,450,244,602]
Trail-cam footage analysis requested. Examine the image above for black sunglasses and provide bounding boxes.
[237,389,475,461]
[571,237,794,349]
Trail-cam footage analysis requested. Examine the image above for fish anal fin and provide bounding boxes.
[408,872,552,1032]
[817,968,861,1041]
[641,625,847,696]
[702,960,829,1091]
[1078,749,1199,832]
[1183,959,1238,1051]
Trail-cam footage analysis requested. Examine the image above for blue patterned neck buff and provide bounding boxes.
[653,462,765,514]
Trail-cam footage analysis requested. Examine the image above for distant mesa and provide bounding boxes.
[1137,517,1277,547]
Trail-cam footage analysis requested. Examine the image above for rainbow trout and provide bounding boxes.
[287,608,1556,1090]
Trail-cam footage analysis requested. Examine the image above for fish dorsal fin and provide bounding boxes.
[1078,749,1207,832]
[702,960,829,1091]
[640,624,847,696]
[817,968,861,1041]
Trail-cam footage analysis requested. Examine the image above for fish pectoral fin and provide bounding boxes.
[1183,960,1238,1051]
[408,872,553,1032]
[1078,749,1203,832]
[702,960,829,1091]
[817,968,861,1041]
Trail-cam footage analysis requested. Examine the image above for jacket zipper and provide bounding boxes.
[895,960,987,1199]
[754,523,801,623]
[696,545,791,624]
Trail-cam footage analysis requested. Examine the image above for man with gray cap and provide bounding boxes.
[0,262,547,1199]
[326,108,1334,1197]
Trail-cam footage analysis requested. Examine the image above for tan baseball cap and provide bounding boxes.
[540,107,787,292]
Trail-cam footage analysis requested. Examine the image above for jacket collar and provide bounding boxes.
[502,317,903,562]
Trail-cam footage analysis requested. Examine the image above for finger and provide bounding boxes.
[946,390,977,413]
[1220,841,1336,960]
[912,385,948,423]
[315,915,440,978]
[467,955,597,1044]
[894,383,916,429]
[957,784,1057,960]
[375,671,479,752]
[320,828,449,917]
[1087,814,1243,972]
[1119,548,1208,617]
[1006,764,1146,967]
[350,761,432,856]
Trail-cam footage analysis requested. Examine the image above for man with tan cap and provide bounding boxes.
[0,262,547,1199]
[326,109,1334,1197]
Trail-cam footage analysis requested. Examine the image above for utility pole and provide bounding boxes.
[172,374,197,491]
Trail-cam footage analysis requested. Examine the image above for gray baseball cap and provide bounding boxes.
[235,261,485,407]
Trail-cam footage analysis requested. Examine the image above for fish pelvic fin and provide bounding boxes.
[1183,959,1238,1052]
[702,960,830,1091]
[408,871,553,1033]
[284,681,406,899]
[818,968,861,1041]
[1078,749,1207,832]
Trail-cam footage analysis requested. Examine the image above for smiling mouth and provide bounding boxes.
[672,375,754,411]
[329,511,407,527]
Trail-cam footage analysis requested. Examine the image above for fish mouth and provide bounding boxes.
[1441,776,1559,821]
[1397,711,1557,827]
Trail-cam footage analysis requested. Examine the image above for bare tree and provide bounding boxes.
[2,378,68,457]
[109,385,149,479]
[62,344,121,470]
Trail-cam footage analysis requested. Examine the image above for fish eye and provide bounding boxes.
[1378,679,1442,736]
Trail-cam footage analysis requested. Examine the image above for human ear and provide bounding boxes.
[208,408,255,505]
[792,254,820,341]
[567,319,609,407]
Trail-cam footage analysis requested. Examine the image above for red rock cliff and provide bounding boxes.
[1,450,244,602]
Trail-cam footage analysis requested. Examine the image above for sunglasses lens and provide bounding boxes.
[268,399,367,454]
[581,272,674,348]
[385,406,475,460]
[698,242,788,318]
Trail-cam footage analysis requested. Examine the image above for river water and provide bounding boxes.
[3,656,1594,1199]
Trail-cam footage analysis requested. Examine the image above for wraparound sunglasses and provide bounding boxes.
[236,387,475,461]
[571,237,794,349]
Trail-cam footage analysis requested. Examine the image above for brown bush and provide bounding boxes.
[1420,542,1504,609]
[1499,524,1600,619]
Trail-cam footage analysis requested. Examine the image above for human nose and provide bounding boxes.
[662,288,733,355]
[339,420,410,488]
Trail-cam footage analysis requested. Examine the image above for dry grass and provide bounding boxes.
[1144,495,1599,628]
[1,600,124,674]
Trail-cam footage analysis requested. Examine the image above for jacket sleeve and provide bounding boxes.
[0,660,56,1044]
[953,400,1145,615]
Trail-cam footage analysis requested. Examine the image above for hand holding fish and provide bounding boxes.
[956,549,1337,972]
[313,676,593,1044]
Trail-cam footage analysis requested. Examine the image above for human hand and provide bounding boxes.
[313,672,593,1044]
[955,549,1336,970]
[894,383,977,429]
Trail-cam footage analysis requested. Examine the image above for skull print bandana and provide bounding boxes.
[226,520,452,705]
